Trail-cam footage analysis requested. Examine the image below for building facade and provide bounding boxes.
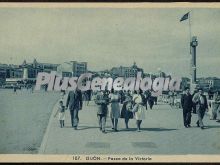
[2,59,59,85]
[20,59,59,79]
[110,62,144,79]
[0,64,9,85]
[57,61,87,77]
[197,77,220,91]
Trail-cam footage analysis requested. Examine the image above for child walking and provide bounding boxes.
[54,100,65,128]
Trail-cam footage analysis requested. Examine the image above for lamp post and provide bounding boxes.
[190,36,198,91]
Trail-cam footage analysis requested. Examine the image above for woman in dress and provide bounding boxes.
[120,90,133,129]
[109,89,121,132]
[132,90,145,132]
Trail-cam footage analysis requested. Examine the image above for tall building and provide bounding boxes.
[57,61,87,77]
[110,62,144,78]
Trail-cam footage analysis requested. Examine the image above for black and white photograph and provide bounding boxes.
[0,3,220,163]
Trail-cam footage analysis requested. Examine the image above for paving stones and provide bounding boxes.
[85,142,110,148]
[41,100,220,154]
[132,142,157,148]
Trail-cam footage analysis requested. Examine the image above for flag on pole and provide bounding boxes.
[180,12,189,22]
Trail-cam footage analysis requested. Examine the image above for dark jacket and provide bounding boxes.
[181,93,193,111]
[199,94,208,110]
[66,90,83,111]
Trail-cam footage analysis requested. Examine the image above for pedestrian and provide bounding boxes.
[210,91,220,121]
[192,88,208,129]
[82,92,87,106]
[121,90,126,104]
[148,93,154,110]
[13,84,17,94]
[144,90,151,110]
[94,90,110,134]
[139,89,147,109]
[208,87,214,100]
[120,90,133,129]
[181,87,193,128]
[26,83,29,91]
[66,88,83,130]
[31,85,34,93]
[132,90,145,132]
[109,89,121,132]
[54,100,66,128]
[169,91,175,107]
[86,89,92,106]
[154,96,158,105]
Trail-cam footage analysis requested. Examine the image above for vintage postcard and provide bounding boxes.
[0,2,220,163]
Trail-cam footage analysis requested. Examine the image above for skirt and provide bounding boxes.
[135,105,145,120]
[58,112,65,120]
[109,102,121,119]
[120,103,133,119]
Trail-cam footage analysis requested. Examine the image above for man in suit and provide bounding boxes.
[66,88,83,130]
[192,88,208,129]
[94,90,110,134]
[181,87,193,128]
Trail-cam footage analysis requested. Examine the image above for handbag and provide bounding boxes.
[131,103,139,113]
[131,96,139,113]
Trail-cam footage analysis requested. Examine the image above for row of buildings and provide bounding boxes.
[0,59,220,91]
[0,59,158,80]
[0,60,59,85]
[0,59,168,85]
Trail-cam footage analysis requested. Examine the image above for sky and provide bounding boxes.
[0,7,220,78]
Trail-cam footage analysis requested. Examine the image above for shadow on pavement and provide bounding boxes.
[64,126,100,130]
[119,127,178,132]
[205,125,220,129]
[77,126,101,130]
[63,125,178,131]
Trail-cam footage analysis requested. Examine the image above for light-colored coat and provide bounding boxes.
[133,94,145,120]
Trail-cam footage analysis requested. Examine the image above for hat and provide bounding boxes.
[198,87,203,91]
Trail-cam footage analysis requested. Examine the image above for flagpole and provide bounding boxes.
[188,11,193,91]
[189,11,192,55]
[180,11,194,88]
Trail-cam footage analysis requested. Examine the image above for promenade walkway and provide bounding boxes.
[39,98,220,155]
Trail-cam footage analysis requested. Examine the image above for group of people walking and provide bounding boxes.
[181,87,220,129]
[95,89,148,133]
[54,87,220,133]
[55,88,156,133]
